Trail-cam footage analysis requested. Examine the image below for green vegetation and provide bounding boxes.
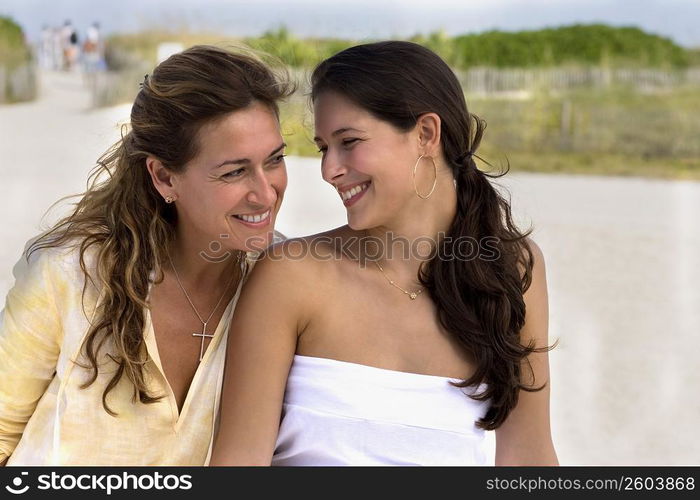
[245,26,354,68]
[103,26,355,70]
[469,86,700,158]
[0,16,36,103]
[688,48,700,66]
[414,24,689,68]
[0,16,30,66]
[279,86,700,180]
[104,30,243,70]
[106,24,694,70]
[95,24,700,180]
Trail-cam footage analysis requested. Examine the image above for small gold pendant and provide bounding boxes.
[409,293,417,300]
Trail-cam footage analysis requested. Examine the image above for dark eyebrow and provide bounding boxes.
[211,142,286,170]
[313,127,364,143]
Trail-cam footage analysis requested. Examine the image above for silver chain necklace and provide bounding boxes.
[166,249,238,362]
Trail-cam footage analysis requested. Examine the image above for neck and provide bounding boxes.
[168,225,243,289]
[363,170,457,281]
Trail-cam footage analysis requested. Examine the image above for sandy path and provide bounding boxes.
[1,70,699,465]
[0,70,131,293]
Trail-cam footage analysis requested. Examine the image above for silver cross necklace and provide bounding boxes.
[167,250,238,362]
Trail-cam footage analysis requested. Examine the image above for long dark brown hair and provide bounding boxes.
[311,40,557,431]
[28,45,294,415]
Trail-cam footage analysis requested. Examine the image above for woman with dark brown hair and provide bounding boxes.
[0,45,292,465]
[212,41,558,466]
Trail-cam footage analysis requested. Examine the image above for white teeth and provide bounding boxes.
[341,182,369,201]
[235,210,270,223]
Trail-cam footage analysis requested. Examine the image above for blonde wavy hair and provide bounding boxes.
[28,45,294,415]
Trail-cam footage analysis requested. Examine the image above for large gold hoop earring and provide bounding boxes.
[412,155,437,200]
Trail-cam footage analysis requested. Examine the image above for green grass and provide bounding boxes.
[687,48,700,66]
[277,85,700,180]
[477,151,700,180]
[0,16,31,67]
[468,85,700,159]
[107,24,694,70]
[104,31,246,69]
[0,16,36,103]
[98,30,700,181]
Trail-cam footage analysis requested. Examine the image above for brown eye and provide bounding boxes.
[222,168,244,179]
[266,155,286,168]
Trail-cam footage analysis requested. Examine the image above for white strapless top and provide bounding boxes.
[271,355,491,466]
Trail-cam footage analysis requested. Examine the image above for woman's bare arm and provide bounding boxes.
[495,239,559,466]
[210,242,315,465]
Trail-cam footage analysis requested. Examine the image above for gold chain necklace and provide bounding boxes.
[372,260,423,300]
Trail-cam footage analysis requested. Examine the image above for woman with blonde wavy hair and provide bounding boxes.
[0,45,292,465]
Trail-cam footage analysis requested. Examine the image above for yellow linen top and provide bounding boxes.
[0,242,256,465]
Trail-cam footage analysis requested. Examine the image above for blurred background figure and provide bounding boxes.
[82,22,105,74]
[50,25,63,70]
[60,19,79,70]
[38,24,53,69]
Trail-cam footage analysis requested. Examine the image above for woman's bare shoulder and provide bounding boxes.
[238,227,357,321]
[514,236,545,283]
[243,225,355,291]
[262,225,358,266]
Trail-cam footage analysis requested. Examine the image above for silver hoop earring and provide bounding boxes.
[412,155,437,200]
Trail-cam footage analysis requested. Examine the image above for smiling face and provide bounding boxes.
[313,91,422,231]
[169,101,287,253]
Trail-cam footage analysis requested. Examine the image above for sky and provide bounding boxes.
[2,0,699,47]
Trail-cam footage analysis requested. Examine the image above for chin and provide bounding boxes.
[347,220,364,231]
[347,213,373,231]
[243,230,275,252]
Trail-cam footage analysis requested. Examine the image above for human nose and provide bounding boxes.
[321,148,347,185]
[246,168,277,207]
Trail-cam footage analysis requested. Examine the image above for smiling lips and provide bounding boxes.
[338,181,371,207]
[233,208,271,227]
[234,180,369,226]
